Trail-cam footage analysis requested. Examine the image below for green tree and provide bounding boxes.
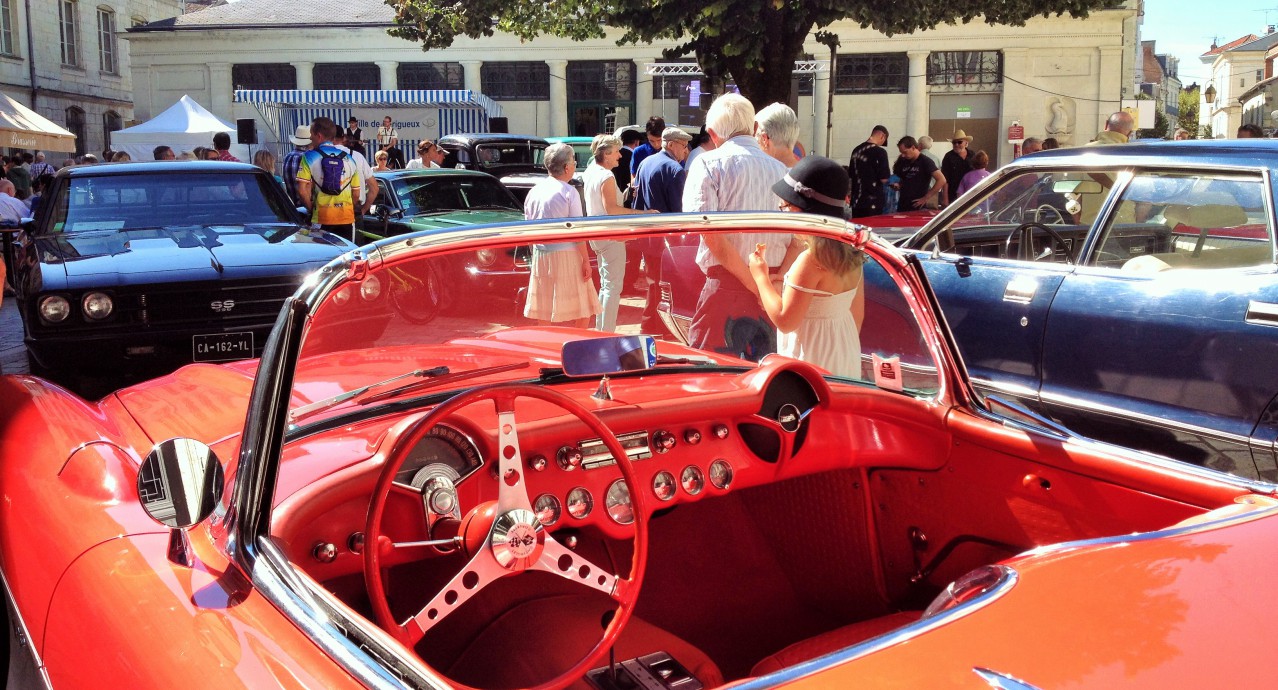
[385,0,1117,108]
[1178,88,1200,137]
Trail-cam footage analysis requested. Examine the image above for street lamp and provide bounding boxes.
[1204,83,1217,105]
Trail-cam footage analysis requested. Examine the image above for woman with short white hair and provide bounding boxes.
[754,102,800,168]
[582,134,653,331]
[523,142,599,328]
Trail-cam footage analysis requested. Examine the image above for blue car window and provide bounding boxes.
[1101,173,1274,272]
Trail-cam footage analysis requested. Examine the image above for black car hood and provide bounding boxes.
[33,225,349,289]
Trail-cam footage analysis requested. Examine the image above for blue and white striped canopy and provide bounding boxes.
[234,89,504,161]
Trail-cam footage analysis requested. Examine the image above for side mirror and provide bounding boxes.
[370,204,395,220]
[138,438,225,566]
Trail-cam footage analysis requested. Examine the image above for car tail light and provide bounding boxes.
[82,292,114,320]
[39,295,71,323]
[922,564,1013,619]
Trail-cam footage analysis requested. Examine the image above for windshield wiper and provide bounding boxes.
[289,366,451,423]
[467,205,519,211]
[356,361,531,405]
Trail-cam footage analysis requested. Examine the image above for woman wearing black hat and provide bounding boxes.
[748,155,864,378]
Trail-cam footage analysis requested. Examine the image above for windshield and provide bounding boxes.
[477,142,545,169]
[393,175,520,215]
[287,224,942,428]
[47,171,297,234]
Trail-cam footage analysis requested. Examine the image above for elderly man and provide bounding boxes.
[683,93,800,361]
[1021,137,1043,156]
[633,126,693,333]
[0,179,28,224]
[754,103,800,168]
[1090,111,1135,145]
[522,142,598,328]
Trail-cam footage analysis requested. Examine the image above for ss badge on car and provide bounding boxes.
[211,300,235,313]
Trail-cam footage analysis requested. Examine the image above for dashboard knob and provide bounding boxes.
[347,533,365,554]
[528,454,548,472]
[712,424,730,439]
[312,542,337,564]
[652,430,676,453]
[557,445,583,470]
[684,428,702,445]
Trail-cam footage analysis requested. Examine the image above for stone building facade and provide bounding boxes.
[126,0,1141,166]
[0,0,183,157]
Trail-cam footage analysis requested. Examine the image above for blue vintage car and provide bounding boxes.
[15,161,358,392]
[894,140,1278,481]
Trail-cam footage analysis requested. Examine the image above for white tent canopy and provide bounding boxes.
[110,95,250,162]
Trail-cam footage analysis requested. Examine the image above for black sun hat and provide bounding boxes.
[772,155,849,218]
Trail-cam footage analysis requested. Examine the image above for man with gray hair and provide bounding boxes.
[1021,137,1043,156]
[683,93,801,360]
[754,102,800,168]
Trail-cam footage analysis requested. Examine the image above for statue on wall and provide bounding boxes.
[1045,96,1075,146]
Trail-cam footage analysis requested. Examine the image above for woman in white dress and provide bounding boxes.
[749,155,864,378]
[523,143,599,328]
[582,134,656,331]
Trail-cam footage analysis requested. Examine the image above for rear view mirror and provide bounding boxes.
[562,335,657,376]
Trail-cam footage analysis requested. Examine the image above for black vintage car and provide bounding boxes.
[15,161,358,392]
[436,133,551,203]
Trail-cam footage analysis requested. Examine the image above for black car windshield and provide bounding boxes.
[395,175,520,215]
[46,171,297,234]
[476,143,545,169]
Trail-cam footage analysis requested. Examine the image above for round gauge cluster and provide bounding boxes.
[393,425,483,486]
[605,479,634,525]
[566,487,593,520]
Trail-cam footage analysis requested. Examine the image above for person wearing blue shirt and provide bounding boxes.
[633,126,692,333]
[628,116,666,180]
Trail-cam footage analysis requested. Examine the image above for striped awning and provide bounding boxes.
[233,89,502,116]
[234,89,503,160]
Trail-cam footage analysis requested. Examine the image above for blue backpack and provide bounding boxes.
[316,148,349,196]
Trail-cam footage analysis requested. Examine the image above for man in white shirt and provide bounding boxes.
[405,140,446,170]
[682,93,801,360]
[0,180,29,224]
[377,116,404,168]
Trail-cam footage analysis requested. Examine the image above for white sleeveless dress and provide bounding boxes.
[776,276,861,379]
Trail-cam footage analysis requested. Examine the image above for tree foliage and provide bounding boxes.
[385,0,1118,107]
[1178,88,1200,137]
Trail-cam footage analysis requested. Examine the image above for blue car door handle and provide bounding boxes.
[1245,300,1278,327]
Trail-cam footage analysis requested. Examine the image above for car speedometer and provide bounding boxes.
[604,479,633,525]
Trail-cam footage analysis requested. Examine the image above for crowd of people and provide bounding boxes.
[523,94,862,379]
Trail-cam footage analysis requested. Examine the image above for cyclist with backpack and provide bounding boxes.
[296,116,363,241]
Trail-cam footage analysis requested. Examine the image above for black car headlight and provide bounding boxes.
[82,292,114,320]
[38,295,71,323]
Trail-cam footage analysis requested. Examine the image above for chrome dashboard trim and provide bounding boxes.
[579,429,652,470]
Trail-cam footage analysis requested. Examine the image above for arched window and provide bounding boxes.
[103,110,122,148]
[97,5,117,74]
[65,107,85,156]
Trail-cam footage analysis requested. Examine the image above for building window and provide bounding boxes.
[927,51,1002,87]
[59,0,80,67]
[567,61,634,101]
[835,53,909,95]
[313,63,379,90]
[398,63,464,89]
[103,110,122,141]
[65,106,85,155]
[97,6,117,74]
[232,63,297,90]
[481,62,550,100]
[0,0,15,56]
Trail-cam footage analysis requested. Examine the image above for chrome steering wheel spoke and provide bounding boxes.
[402,546,508,645]
[531,533,626,601]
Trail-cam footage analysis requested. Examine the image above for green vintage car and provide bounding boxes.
[359,169,530,321]
[360,168,524,244]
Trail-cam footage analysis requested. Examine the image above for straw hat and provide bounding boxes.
[951,129,974,144]
[289,124,311,146]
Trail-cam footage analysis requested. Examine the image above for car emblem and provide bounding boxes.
[211,300,235,313]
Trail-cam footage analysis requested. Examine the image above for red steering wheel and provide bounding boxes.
[364,383,649,690]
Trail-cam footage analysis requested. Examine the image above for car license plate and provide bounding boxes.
[193,332,254,362]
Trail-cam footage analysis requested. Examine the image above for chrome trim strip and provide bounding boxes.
[974,667,1043,690]
[1246,300,1278,327]
[731,569,1020,689]
[0,568,54,689]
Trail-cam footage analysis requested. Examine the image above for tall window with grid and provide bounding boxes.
[834,53,909,95]
[567,61,634,101]
[232,64,297,90]
[65,107,85,155]
[59,0,80,67]
[927,51,1003,87]
[97,6,117,74]
[313,63,380,90]
[398,63,464,90]
[481,62,550,100]
[0,0,15,56]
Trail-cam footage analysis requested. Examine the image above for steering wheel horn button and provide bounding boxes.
[492,509,543,568]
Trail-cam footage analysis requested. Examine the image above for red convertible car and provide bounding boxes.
[3,213,1277,689]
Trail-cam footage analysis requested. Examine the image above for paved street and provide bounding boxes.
[0,295,24,376]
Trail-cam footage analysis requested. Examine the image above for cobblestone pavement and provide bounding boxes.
[0,295,25,376]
